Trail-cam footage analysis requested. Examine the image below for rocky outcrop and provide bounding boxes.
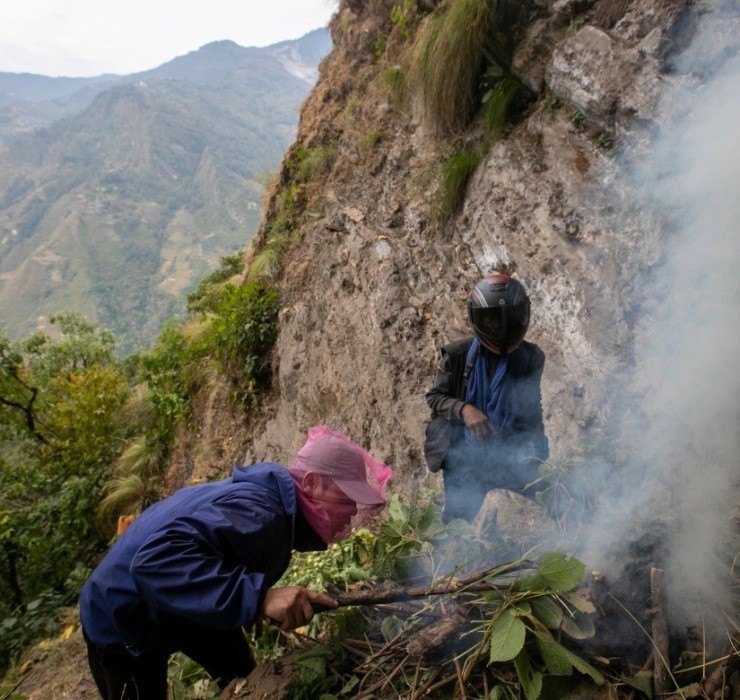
[237,0,699,493]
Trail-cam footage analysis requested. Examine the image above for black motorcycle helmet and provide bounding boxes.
[467,274,531,355]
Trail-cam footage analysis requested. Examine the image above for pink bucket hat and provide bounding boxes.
[291,426,393,505]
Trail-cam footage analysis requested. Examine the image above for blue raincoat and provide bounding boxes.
[79,463,318,654]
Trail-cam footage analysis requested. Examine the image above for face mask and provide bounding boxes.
[293,476,358,544]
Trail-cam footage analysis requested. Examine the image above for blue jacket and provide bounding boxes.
[79,463,322,654]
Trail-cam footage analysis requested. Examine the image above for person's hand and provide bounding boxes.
[262,586,338,631]
[461,404,497,439]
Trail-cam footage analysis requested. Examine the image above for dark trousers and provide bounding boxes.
[442,440,540,522]
[84,622,254,700]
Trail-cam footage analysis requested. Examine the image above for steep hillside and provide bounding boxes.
[5,0,737,696]
[0,34,330,353]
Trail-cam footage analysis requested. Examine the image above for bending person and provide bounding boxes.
[79,425,392,699]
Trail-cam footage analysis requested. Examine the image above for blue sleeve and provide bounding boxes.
[129,494,285,629]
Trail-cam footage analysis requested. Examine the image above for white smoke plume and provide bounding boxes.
[575,1,740,642]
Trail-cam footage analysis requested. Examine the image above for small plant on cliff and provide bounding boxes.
[482,72,526,140]
[187,252,244,314]
[431,148,482,224]
[391,0,418,40]
[379,65,406,107]
[208,279,279,400]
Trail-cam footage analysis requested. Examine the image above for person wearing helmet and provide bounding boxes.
[424,273,548,522]
[79,426,392,700]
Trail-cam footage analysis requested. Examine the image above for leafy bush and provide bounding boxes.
[139,321,193,439]
[0,315,130,674]
[208,279,279,397]
[0,590,65,673]
[187,252,245,313]
[279,529,377,593]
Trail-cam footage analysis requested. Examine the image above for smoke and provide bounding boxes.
[575,2,740,642]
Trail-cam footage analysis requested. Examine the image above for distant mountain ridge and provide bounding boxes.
[0,29,330,141]
[0,29,331,353]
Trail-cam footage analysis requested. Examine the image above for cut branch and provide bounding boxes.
[314,561,529,613]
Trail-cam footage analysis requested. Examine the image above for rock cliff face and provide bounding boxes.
[226,0,697,492]
[236,0,702,486]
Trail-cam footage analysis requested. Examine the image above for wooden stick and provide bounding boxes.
[650,567,671,697]
[454,657,467,699]
[312,578,510,613]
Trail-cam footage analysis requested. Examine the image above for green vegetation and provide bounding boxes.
[431,149,483,225]
[359,130,383,155]
[393,0,529,226]
[0,313,130,671]
[187,252,245,314]
[249,142,336,281]
[408,0,514,134]
[160,495,614,699]
[0,253,280,674]
[379,65,406,107]
[390,0,419,41]
[482,74,526,140]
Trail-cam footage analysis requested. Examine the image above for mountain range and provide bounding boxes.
[0,29,331,353]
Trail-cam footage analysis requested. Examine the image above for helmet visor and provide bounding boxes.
[469,305,529,352]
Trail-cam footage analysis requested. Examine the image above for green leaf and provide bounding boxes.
[562,647,605,685]
[564,587,596,614]
[380,615,404,642]
[536,553,585,592]
[488,687,506,700]
[531,596,563,629]
[514,648,543,700]
[339,676,360,695]
[489,608,527,662]
[623,669,653,698]
[388,494,406,522]
[560,612,596,640]
[534,631,573,676]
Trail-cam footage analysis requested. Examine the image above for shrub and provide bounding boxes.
[209,280,280,397]
[187,252,244,313]
[295,143,338,181]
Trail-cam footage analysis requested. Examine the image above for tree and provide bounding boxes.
[0,313,129,647]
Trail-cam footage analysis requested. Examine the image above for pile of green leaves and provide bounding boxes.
[241,496,613,700]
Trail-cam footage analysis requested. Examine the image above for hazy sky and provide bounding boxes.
[0,0,338,77]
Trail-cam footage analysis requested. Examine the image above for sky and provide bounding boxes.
[0,0,338,77]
